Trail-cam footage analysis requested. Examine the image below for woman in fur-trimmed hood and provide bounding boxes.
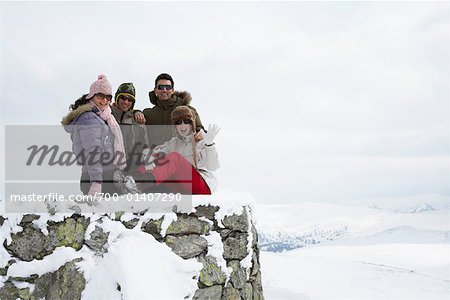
[142,73,204,146]
[61,74,126,196]
[135,106,220,195]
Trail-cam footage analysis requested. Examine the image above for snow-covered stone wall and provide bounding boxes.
[0,194,264,300]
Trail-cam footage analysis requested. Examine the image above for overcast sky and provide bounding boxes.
[1,1,449,204]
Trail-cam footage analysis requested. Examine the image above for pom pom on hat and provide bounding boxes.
[86,74,112,99]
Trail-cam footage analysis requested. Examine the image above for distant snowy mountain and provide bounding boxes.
[255,197,450,252]
[409,202,436,213]
[257,199,450,300]
[259,224,350,252]
[361,193,450,213]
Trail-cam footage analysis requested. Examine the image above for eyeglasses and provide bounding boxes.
[119,96,134,102]
[157,84,172,91]
[174,119,193,125]
[96,94,112,101]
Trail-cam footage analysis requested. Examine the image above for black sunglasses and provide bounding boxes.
[174,119,193,125]
[96,93,112,101]
[157,84,172,91]
[119,95,134,102]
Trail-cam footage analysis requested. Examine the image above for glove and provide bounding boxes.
[142,147,156,171]
[204,124,220,146]
[88,182,102,197]
[142,148,156,164]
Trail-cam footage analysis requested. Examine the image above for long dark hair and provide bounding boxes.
[69,94,90,111]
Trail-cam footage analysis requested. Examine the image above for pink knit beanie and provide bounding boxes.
[86,74,112,99]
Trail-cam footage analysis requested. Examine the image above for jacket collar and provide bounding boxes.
[61,103,95,125]
[111,104,134,124]
[150,90,193,106]
[111,104,133,117]
[177,134,194,143]
[156,95,179,108]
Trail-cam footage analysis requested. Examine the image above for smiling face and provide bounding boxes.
[93,93,112,111]
[116,95,134,112]
[154,79,174,101]
[175,119,193,137]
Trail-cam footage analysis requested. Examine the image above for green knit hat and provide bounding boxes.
[115,82,136,104]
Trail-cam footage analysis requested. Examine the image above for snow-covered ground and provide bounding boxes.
[2,192,449,299]
[262,243,449,300]
[256,195,450,300]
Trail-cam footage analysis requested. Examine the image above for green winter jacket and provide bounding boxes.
[142,91,204,146]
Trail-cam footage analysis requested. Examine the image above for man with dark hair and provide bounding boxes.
[154,73,174,88]
[143,73,204,146]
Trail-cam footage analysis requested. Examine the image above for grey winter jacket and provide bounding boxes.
[62,104,116,182]
[111,105,149,171]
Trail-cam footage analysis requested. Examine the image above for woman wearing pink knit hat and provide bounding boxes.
[62,74,137,197]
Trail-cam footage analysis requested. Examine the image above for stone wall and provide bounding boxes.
[0,204,264,300]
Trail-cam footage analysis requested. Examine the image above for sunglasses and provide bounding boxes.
[174,119,193,125]
[157,84,172,91]
[95,93,112,101]
[119,96,134,102]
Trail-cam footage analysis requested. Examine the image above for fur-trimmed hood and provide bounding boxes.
[148,90,192,106]
[61,103,95,126]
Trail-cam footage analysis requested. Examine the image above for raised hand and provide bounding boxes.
[204,124,220,146]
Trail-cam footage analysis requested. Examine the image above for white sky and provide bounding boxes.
[0,1,449,204]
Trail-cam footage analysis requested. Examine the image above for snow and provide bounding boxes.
[259,201,450,300]
[256,202,450,252]
[7,246,86,277]
[240,206,254,271]
[194,190,256,274]
[118,212,137,223]
[132,212,166,231]
[262,243,450,300]
[82,230,202,300]
[192,188,256,222]
[79,213,203,299]
[160,213,177,237]
[264,286,312,300]
[202,231,232,281]
[0,214,24,246]
[31,213,73,235]
[10,281,34,293]
[0,214,22,274]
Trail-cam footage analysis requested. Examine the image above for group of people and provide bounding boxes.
[61,73,220,196]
